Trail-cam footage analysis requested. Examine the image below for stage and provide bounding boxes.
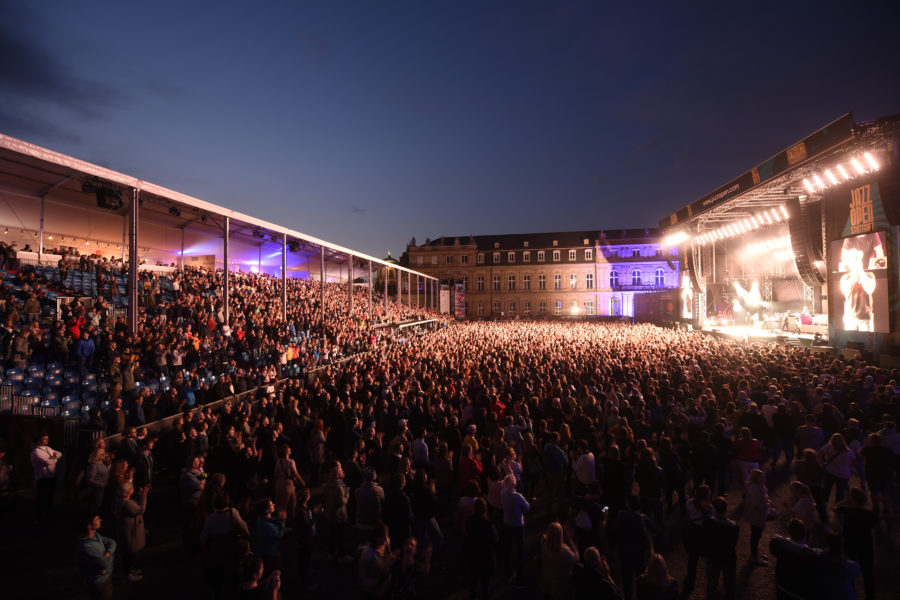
[699,322,830,348]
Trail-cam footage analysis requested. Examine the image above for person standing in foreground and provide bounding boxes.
[75,513,116,600]
[31,434,62,522]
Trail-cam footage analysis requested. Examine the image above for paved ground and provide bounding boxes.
[2,462,897,600]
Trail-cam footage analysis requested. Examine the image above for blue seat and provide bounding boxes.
[6,369,24,383]
[24,376,43,389]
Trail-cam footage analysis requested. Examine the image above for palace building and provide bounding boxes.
[401,228,680,319]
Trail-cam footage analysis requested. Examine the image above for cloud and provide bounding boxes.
[0,2,127,136]
[349,204,367,214]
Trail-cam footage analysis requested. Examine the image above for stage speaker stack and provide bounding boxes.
[787,195,825,287]
[686,242,705,290]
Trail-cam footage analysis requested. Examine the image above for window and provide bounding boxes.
[538,274,546,290]
[585,301,595,315]
[537,250,545,262]
[494,242,500,248]
[461,276,468,290]
[523,274,531,290]
[538,301,546,314]
[507,252,515,263]
[631,269,642,285]
[523,300,531,316]
[461,255,469,265]
[508,301,516,315]
[632,249,640,258]
[555,301,562,315]
[552,240,558,246]
[569,273,577,289]
[431,255,438,264]
[585,248,593,261]
[476,275,484,291]
[477,301,485,316]
[493,252,500,263]
[493,300,501,315]
[610,270,620,288]
[570,300,578,314]
[508,275,516,291]
[655,249,662,257]
[477,253,484,264]
[523,241,529,248]
[553,274,562,290]
[523,251,530,263]
[416,256,424,265]
[655,268,665,287]
[446,255,453,264]
[568,249,576,261]
[492,275,500,291]
[586,273,594,289]
[608,248,619,257]
[552,250,560,261]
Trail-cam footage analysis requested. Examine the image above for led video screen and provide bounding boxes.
[680,271,693,319]
[831,231,889,332]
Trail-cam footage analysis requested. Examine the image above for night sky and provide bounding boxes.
[2,0,898,258]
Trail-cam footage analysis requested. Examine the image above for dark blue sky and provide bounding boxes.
[2,0,898,258]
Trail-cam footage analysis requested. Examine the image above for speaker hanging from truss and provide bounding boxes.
[787,195,826,287]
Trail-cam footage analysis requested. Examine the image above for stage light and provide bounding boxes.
[779,206,789,219]
[825,169,839,185]
[837,165,850,180]
[48,234,53,240]
[772,208,782,222]
[803,179,815,194]
[851,158,866,175]
[864,152,879,171]
[85,240,90,246]
[663,231,690,247]
[2,228,6,235]
[169,206,181,217]
[813,175,825,190]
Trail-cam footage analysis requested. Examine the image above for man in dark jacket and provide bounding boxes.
[769,519,824,600]
[706,496,738,600]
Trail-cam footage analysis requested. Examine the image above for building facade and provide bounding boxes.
[401,229,679,319]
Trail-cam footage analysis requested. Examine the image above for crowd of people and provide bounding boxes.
[14,318,898,600]
[0,260,435,432]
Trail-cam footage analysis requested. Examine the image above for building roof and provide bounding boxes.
[414,228,659,251]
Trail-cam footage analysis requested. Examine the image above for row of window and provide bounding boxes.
[473,269,666,290]
[475,299,596,316]
[416,247,667,266]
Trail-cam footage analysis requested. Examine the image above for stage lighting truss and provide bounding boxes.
[802,152,880,194]
[743,235,792,257]
[662,230,690,248]
[693,205,789,246]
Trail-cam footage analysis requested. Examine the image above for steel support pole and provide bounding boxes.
[384,266,388,313]
[416,276,419,308]
[223,216,230,323]
[320,246,326,329]
[407,272,411,308]
[348,257,354,315]
[282,234,287,322]
[368,261,373,323]
[38,196,45,258]
[127,188,140,333]
[397,269,401,308]
[180,229,185,270]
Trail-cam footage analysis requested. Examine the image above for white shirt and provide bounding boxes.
[31,445,61,480]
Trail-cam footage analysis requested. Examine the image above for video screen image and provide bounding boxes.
[830,231,889,333]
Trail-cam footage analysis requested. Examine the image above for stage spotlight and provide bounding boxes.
[169,206,181,217]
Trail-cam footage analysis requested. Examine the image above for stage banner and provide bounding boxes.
[453,283,466,319]
[662,113,854,230]
[824,168,899,243]
[439,288,450,314]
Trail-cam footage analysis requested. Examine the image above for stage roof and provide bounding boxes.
[659,112,900,233]
[0,133,436,279]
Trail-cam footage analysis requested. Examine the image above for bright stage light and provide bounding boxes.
[851,158,866,175]
[779,206,789,219]
[825,169,839,185]
[864,152,879,171]
[837,165,850,180]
